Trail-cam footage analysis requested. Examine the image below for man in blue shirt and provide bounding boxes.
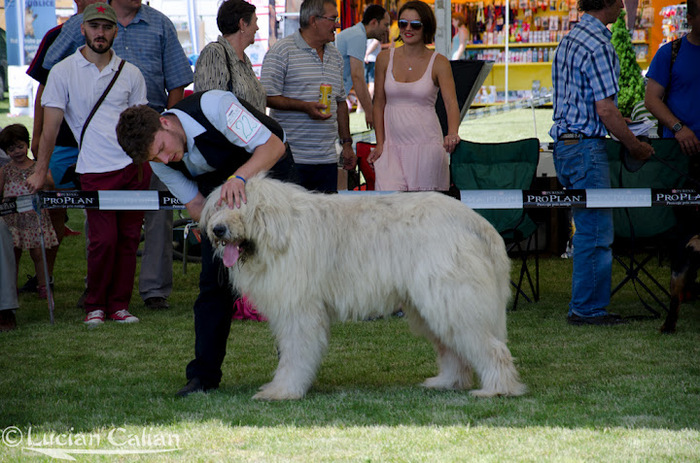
[549,0,654,326]
[645,0,700,156]
[43,0,194,311]
[335,4,390,129]
[645,0,700,319]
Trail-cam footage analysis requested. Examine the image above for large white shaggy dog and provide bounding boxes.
[201,174,526,400]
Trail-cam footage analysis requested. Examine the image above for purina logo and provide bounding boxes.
[2,426,180,460]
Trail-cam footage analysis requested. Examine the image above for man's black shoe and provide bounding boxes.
[567,313,629,326]
[175,378,216,397]
[144,297,170,310]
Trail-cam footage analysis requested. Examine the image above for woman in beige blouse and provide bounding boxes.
[193,0,267,112]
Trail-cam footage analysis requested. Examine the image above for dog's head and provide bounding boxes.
[200,174,294,268]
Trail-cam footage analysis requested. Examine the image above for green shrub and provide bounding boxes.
[611,11,645,118]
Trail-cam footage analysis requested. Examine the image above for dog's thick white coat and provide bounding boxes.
[202,175,526,400]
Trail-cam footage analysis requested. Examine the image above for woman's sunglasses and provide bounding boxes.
[397,19,423,31]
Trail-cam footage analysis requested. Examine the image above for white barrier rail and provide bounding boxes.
[2,188,699,217]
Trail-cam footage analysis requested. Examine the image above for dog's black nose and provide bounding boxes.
[213,224,227,238]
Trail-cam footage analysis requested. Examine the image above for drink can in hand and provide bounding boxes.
[319,84,332,115]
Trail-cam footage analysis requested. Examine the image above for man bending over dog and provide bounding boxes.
[117,89,291,396]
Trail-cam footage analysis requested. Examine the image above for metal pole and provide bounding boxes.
[504,2,509,103]
[34,195,54,324]
[433,0,452,59]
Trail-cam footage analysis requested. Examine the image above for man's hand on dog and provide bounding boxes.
[219,175,247,209]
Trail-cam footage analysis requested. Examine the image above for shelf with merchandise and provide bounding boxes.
[465,42,559,48]
[660,4,689,44]
[451,0,653,93]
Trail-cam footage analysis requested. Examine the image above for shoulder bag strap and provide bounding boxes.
[79,58,126,147]
[657,38,682,138]
[217,42,234,93]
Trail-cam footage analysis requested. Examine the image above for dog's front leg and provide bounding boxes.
[253,307,331,400]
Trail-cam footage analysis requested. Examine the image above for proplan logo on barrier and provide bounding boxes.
[159,191,185,208]
[40,191,99,209]
[0,197,18,216]
[2,426,180,460]
[523,190,586,208]
[654,189,700,206]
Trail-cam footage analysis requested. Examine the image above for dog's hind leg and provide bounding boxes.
[662,269,685,334]
[253,306,330,400]
[465,336,527,398]
[662,236,700,334]
[421,340,474,391]
[404,310,474,390]
[426,314,525,397]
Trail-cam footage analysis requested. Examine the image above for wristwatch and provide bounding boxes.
[672,121,684,133]
[339,137,353,146]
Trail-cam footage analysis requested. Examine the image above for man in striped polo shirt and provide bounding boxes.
[549,0,654,326]
[261,0,357,193]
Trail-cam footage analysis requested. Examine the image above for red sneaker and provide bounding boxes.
[109,309,139,324]
[64,226,81,236]
[84,310,105,326]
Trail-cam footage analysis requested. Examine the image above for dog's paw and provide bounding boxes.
[252,383,306,401]
[469,383,527,398]
[421,375,471,390]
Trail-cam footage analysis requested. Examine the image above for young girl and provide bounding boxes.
[0,124,58,299]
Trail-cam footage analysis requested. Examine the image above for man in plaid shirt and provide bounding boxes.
[549,0,654,326]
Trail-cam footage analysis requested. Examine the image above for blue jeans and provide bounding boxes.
[553,139,613,318]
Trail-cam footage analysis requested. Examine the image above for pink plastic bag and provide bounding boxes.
[232,295,267,322]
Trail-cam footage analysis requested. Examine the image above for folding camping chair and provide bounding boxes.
[450,138,541,310]
[608,138,689,317]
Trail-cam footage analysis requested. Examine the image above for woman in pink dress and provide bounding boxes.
[369,0,461,191]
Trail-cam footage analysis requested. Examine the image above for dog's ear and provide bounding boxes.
[199,186,221,230]
[249,201,291,254]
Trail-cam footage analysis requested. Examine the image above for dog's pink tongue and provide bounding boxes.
[223,243,240,268]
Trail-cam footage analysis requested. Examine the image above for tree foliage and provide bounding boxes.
[611,11,645,117]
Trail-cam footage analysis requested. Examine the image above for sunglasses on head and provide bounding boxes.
[398,19,423,30]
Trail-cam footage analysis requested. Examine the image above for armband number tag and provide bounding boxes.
[226,101,262,144]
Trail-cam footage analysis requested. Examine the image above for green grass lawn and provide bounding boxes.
[349,106,555,144]
[1,210,699,462]
[2,96,699,461]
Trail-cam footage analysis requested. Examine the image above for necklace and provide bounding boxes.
[404,49,423,71]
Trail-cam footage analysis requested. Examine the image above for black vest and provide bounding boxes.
[167,91,289,196]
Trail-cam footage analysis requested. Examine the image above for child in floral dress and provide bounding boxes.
[0,125,58,299]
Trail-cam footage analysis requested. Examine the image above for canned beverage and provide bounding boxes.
[319,84,332,115]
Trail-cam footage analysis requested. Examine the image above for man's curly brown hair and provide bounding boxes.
[578,0,619,12]
[116,105,163,164]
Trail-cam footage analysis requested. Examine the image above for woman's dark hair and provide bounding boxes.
[398,1,437,44]
[217,0,256,35]
[0,124,30,151]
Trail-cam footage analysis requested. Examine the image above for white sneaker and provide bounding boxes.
[84,310,105,326]
[109,309,139,324]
